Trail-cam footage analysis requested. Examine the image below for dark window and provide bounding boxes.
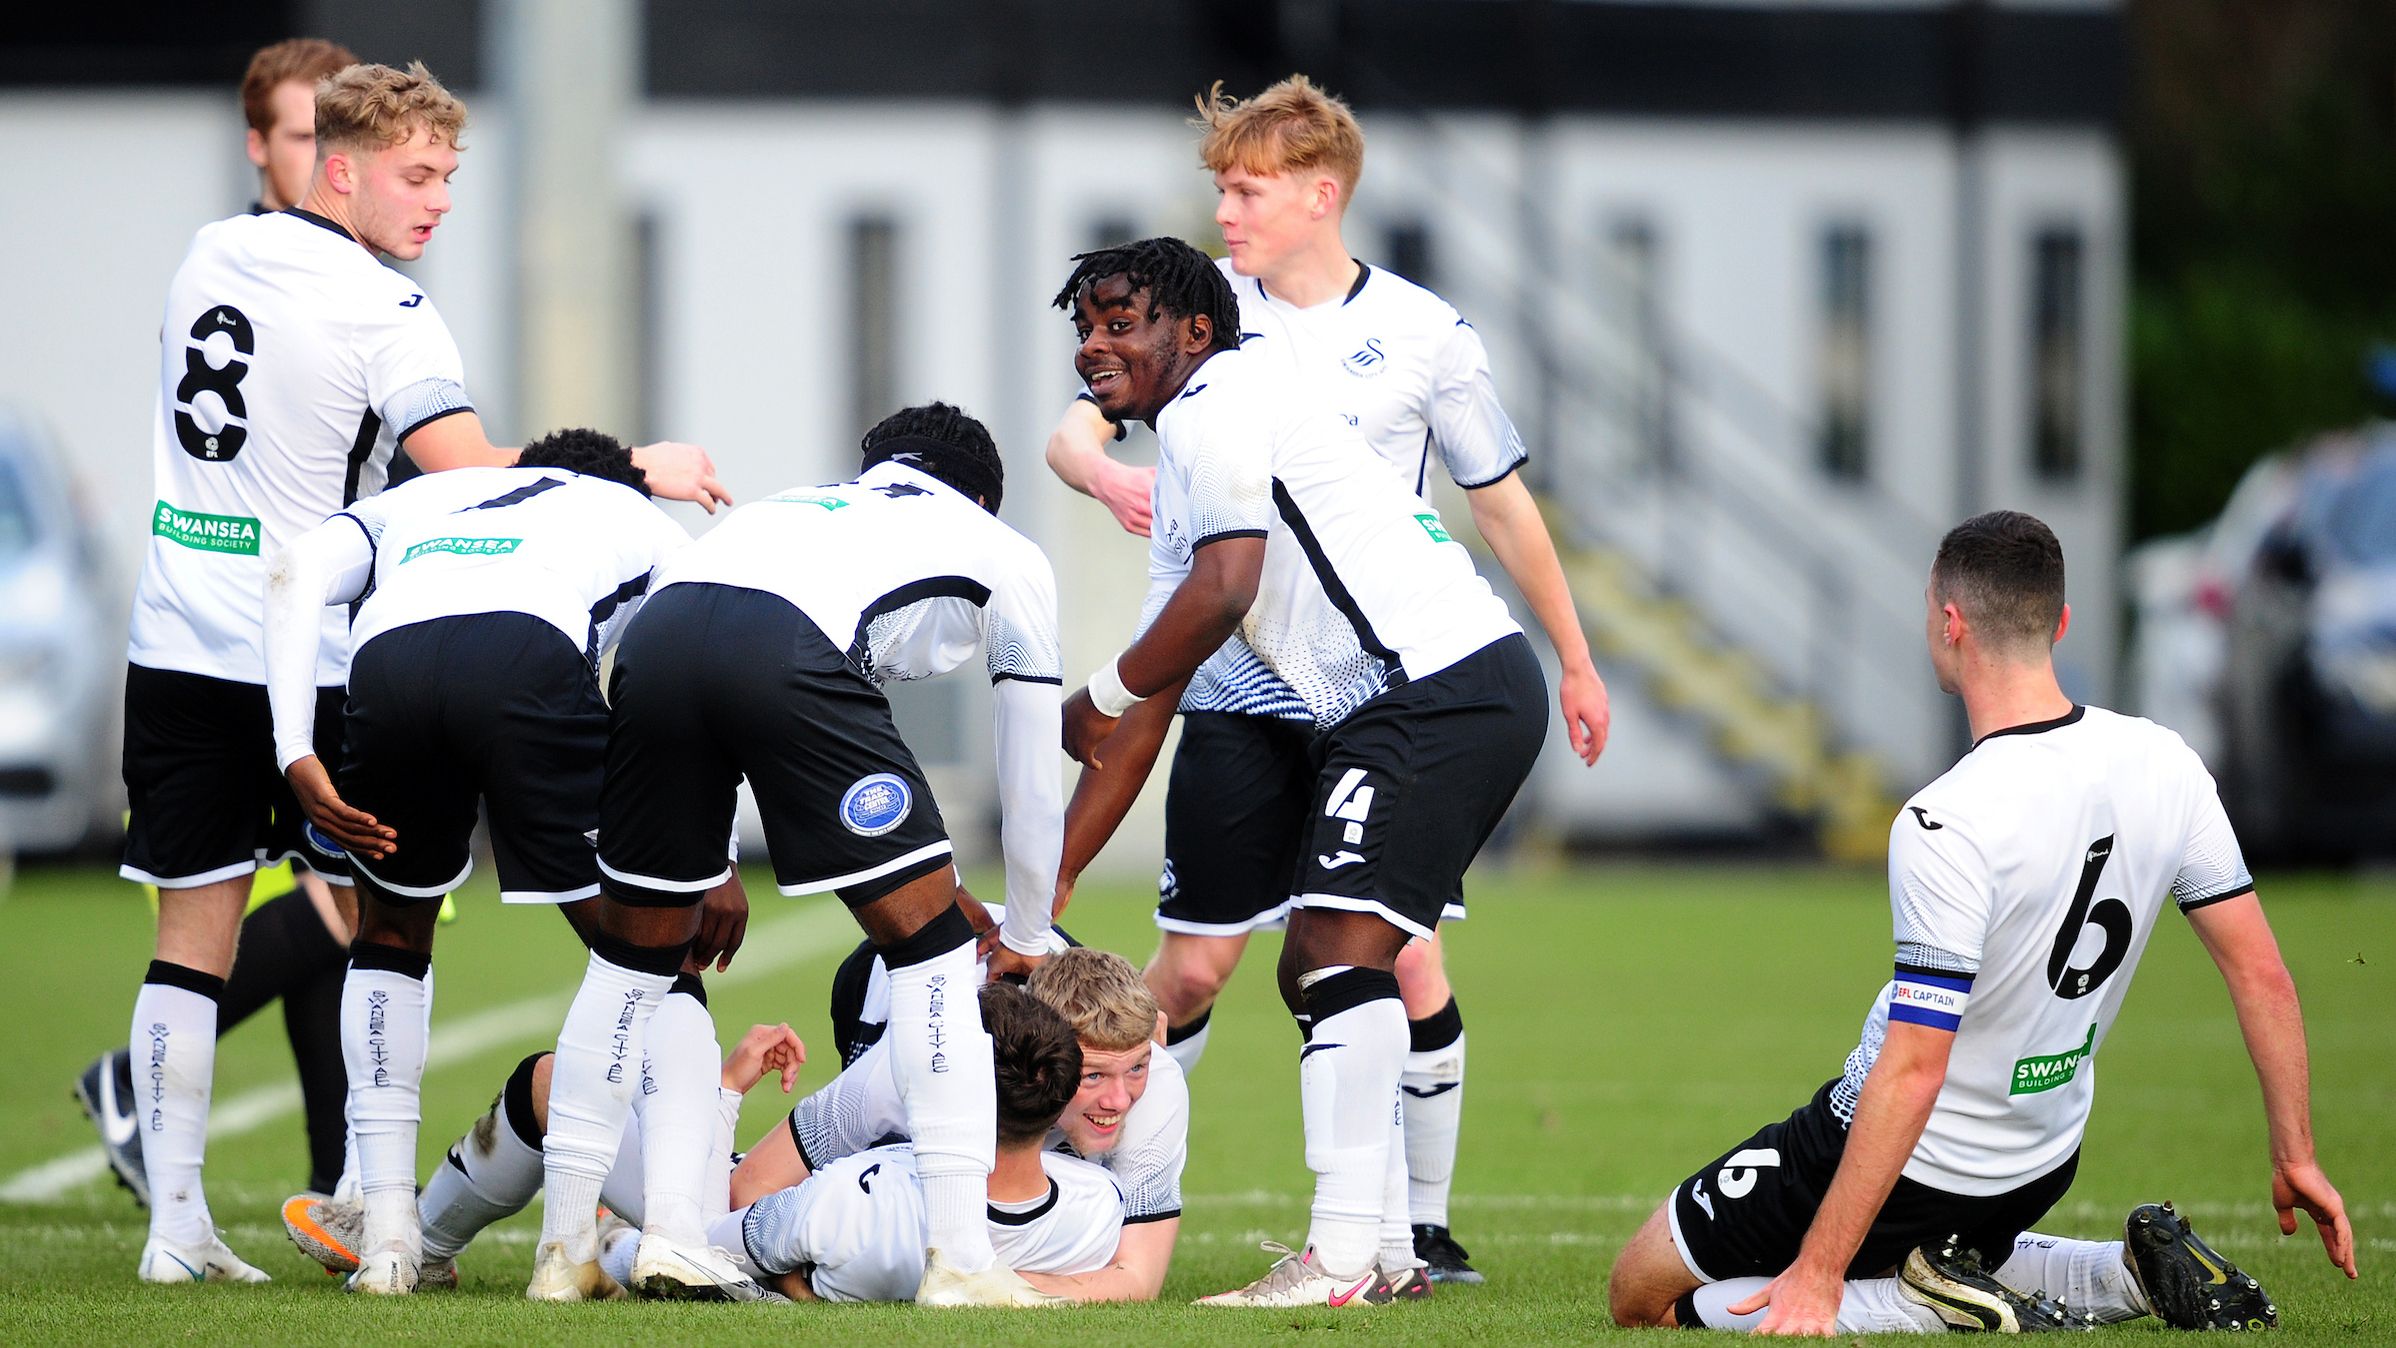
[848,216,899,445]
[1606,217,1668,470]
[2031,228,2084,481]
[1383,220,1434,291]
[1818,224,1871,481]
[1089,217,1137,251]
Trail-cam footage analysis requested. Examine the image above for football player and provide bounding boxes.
[1606,512,2358,1335]
[1044,76,1607,1283]
[1053,236,1548,1307]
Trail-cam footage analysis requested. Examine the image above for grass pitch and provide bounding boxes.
[0,861,2388,1344]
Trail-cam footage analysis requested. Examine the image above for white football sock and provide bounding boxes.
[1298,984,1407,1281]
[419,1080,547,1261]
[540,951,674,1262]
[343,961,430,1253]
[633,988,720,1246]
[1687,1276,1943,1332]
[1161,1013,1212,1076]
[2000,1233,2149,1323]
[132,977,219,1245]
[1403,1028,1465,1227]
[599,1096,647,1229]
[707,1206,764,1278]
[886,937,997,1273]
[1379,1093,1418,1270]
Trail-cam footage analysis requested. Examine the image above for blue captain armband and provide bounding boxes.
[1888,963,1973,1032]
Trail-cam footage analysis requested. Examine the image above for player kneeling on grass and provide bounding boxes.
[726,983,1122,1303]
[1607,511,2359,1336]
[734,946,1186,1301]
[263,427,753,1296]
[532,403,1068,1307]
[293,996,805,1296]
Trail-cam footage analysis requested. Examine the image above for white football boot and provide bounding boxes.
[628,1232,771,1302]
[346,1240,420,1295]
[1195,1242,1389,1308]
[138,1231,272,1284]
[525,1240,625,1302]
[915,1249,1070,1307]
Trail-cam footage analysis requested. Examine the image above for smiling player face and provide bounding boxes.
[335,127,456,261]
[1071,274,1214,425]
[1055,1039,1151,1157]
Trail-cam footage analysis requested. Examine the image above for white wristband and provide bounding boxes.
[1087,654,1143,718]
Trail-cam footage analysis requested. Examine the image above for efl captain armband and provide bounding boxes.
[1075,390,1129,442]
[1888,965,1973,1032]
[1087,654,1143,718]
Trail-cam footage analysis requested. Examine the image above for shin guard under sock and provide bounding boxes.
[881,908,996,1273]
[344,942,432,1252]
[1402,998,1465,1228]
[541,948,678,1260]
[632,979,720,1245]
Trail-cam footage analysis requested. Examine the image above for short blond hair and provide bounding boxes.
[1193,75,1364,206]
[1025,949,1158,1054]
[316,61,468,156]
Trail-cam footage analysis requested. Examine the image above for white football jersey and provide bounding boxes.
[756,1144,1123,1302]
[334,467,690,662]
[789,1026,1188,1224]
[1143,343,1521,728]
[1173,260,1529,720]
[130,209,471,685]
[652,460,1064,934]
[1831,706,2254,1196]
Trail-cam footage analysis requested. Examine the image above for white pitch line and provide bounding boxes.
[0,899,854,1205]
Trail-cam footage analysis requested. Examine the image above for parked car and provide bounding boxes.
[2219,426,2396,862]
[0,407,120,854]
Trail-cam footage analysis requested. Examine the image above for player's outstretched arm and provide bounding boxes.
[1465,472,1608,764]
[404,412,733,512]
[1046,397,1153,536]
[263,525,394,858]
[2187,893,2358,1278]
[1064,536,1264,766]
[1019,1217,1178,1302]
[1055,677,1189,916]
[1733,1021,1953,1335]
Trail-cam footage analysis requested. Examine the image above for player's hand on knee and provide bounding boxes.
[1733,1267,1842,1337]
[2273,1159,2358,1278]
[690,869,751,972]
[631,440,733,513]
[284,755,395,859]
[1062,688,1120,768]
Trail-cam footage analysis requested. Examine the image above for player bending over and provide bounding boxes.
[1607,511,2358,1336]
[294,986,804,1294]
[1054,237,1547,1307]
[261,428,757,1295]
[734,946,1186,1301]
[1046,78,1607,1284]
[532,404,1068,1307]
[731,983,1124,1302]
[115,59,723,1286]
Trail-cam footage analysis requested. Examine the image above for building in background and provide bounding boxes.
[0,0,2124,865]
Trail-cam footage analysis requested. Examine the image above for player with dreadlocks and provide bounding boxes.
[1045,80,1609,1287]
[1053,235,1548,1308]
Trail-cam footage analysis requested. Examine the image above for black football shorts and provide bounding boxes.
[596,583,951,908]
[121,664,351,889]
[339,611,606,905]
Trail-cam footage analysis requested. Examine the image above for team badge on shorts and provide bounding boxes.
[304,822,347,858]
[840,773,912,837]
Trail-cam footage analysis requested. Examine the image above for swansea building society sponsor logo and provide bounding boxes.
[2010,1023,2098,1095]
[840,773,912,837]
[153,502,260,555]
[401,536,520,564]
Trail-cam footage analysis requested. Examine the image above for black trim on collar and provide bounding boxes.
[1343,261,1372,305]
[285,207,359,243]
[246,201,271,217]
[986,1178,1060,1226]
[1974,704,2085,748]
